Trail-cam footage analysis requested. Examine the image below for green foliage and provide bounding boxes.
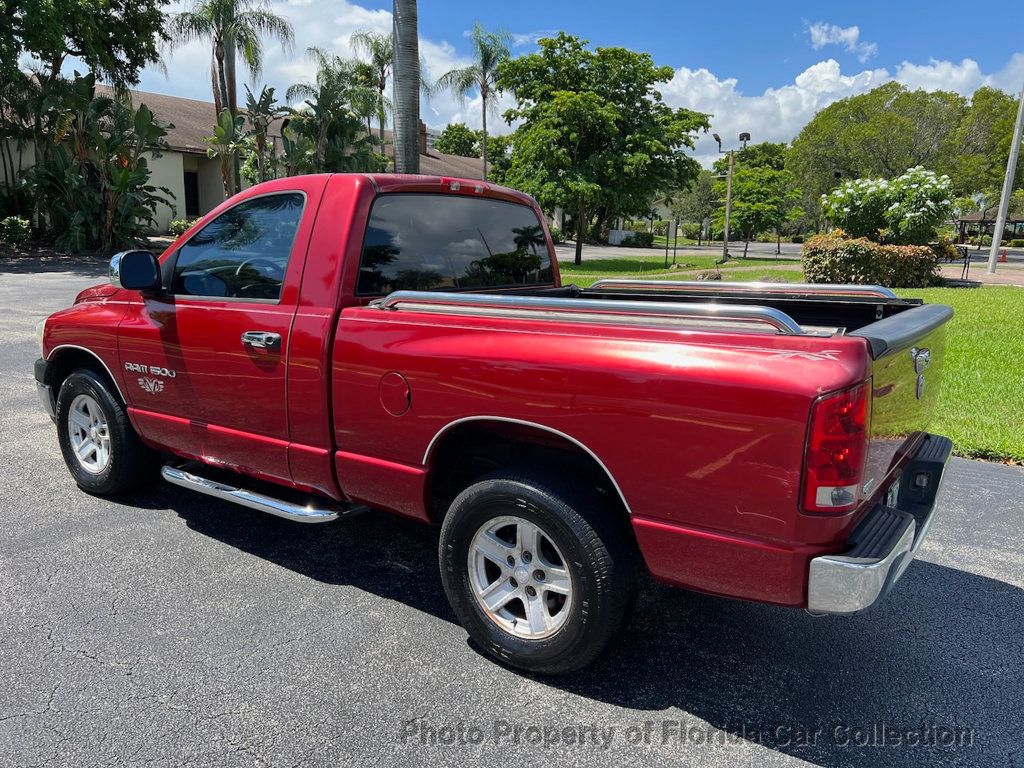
[498,33,709,263]
[822,167,953,245]
[790,82,1024,202]
[435,123,480,157]
[350,30,394,147]
[715,166,803,246]
[435,24,511,177]
[24,73,174,252]
[1010,239,1024,248]
[670,169,717,227]
[790,234,804,244]
[547,226,564,244]
[802,234,939,288]
[789,82,966,198]
[285,48,383,175]
[243,85,288,183]
[712,141,788,174]
[621,232,654,247]
[0,215,31,246]
[5,0,168,86]
[168,218,200,237]
[679,222,701,240]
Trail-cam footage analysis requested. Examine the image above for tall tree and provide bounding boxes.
[285,47,379,174]
[713,166,802,256]
[434,122,479,157]
[435,23,511,179]
[499,33,709,264]
[670,169,718,244]
[789,82,966,200]
[5,0,169,87]
[391,0,419,173]
[350,30,393,148]
[167,0,293,120]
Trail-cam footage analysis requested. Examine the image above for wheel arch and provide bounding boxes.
[46,345,126,405]
[423,416,634,523]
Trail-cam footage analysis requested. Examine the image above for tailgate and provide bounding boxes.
[850,303,954,498]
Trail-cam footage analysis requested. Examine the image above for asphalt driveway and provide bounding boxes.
[2,260,1023,767]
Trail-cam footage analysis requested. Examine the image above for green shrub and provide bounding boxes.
[0,216,31,246]
[1010,239,1024,248]
[621,232,654,247]
[802,234,939,288]
[679,222,701,240]
[548,226,564,244]
[821,167,953,245]
[790,234,804,244]
[623,220,650,233]
[168,218,199,237]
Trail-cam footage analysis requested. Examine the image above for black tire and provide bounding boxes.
[55,368,159,495]
[439,467,635,674]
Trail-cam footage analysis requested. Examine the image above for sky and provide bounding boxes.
[133,0,1024,167]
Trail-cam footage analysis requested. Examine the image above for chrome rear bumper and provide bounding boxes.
[807,434,952,615]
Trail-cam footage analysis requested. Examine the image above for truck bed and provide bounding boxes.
[375,280,950,359]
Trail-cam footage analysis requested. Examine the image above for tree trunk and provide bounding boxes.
[776,230,781,255]
[575,201,586,266]
[480,87,488,180]
[743,237,750,258]
[391,0,420,173]
[224,35,242,193]
[210,58,223,118]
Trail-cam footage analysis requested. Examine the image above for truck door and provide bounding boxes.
[117,190,314,485]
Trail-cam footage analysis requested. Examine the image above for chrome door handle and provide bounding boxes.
[241,331,281,350]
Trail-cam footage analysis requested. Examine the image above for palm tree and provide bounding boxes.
[167,0,294,143]
[391,0,420,173]
[350,31,393,149]
[435,23,510,179]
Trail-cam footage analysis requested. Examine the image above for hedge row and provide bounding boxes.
[802,234,940,288]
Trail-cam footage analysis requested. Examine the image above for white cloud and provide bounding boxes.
[510,29,558,48]
[663,53,1024,168]
[663,59,888,167]
[807,22,877,63]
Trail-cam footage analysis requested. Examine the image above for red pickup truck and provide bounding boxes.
[35,174,953,673]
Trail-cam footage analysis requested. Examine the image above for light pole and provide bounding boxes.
[714,131,750,262]
[987,77,1024,274]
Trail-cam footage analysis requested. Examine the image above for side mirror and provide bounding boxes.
[110,250,161,291]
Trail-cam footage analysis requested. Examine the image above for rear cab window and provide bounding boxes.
[356,193,554,295]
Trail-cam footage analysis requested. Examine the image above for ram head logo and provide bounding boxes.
[138,376,164,394]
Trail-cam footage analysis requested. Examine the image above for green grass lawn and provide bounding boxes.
[558,254,1023,462]
[896,286,1024,463]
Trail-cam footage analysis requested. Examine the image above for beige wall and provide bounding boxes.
[146,151,185,232]
[0,140,34,187]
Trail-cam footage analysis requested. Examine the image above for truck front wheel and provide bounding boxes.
[55,369,158,495]
[439,468,635,674]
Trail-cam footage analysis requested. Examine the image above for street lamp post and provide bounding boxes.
[987,77,1024,274]
[714,131,750,262]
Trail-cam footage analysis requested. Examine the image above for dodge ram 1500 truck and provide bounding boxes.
[35,173,953,673]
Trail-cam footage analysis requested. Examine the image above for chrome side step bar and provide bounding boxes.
[161,464,360,524]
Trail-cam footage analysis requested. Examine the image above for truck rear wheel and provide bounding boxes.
[439,468,635,674]
[55,369,158,495]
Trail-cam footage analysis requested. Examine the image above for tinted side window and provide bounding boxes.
[357,194,554,295]
[172,193,304,300]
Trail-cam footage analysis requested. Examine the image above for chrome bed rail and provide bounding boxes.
[587,279,898,300]
[373,290,805,335]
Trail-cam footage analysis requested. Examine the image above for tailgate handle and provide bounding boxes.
[241,331,281,350]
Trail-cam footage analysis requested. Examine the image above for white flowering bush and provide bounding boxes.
[822,167,953,245]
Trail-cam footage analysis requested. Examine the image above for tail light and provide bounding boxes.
[802,382,870,514]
